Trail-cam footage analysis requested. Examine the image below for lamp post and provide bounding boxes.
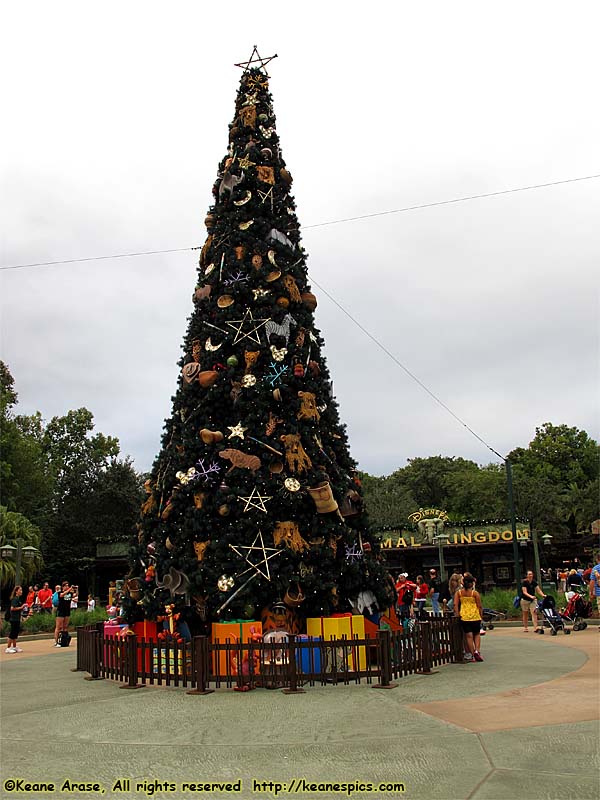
[505,459,522,588]
[0,539,39,586]
[433,530,450,582]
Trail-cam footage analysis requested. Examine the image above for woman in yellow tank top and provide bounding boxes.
[454,575,484,662]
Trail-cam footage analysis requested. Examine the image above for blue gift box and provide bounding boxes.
[295,635,321,674]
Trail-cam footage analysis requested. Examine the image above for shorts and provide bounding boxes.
[520,598,536,611]
[9,621,21,640]
[460,620,481,634]
[56,613,71,619]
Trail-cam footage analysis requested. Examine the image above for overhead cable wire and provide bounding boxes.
[308,272,506,461]
[1,173,598,272]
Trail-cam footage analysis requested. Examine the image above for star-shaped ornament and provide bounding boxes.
[235,46,278,76]
[243,91,259,106]
[258,185,274,211]
[252,288,271,301]
[238,154,256,170]
[225,308,271,346]
[229,530,281,581]
[238,486,272,513]
[227,422,248,440]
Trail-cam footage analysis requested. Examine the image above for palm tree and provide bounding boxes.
[0,505,43,588]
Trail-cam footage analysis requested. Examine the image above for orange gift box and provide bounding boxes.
[306,614,366,670]
[211,620,263,676]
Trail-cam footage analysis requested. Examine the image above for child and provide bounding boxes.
[87,594,96,612]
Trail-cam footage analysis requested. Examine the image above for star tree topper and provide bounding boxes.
[235,46,278,76]
[229,530,281,581]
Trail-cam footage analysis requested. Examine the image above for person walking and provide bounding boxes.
[54,581,75,647]
[520,570,546,632]
[454,575,484,661]
[5,586,25,653]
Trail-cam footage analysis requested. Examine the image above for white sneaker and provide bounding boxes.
[54,643,61,647]
[5,648,16,653]
[14,647,23,652]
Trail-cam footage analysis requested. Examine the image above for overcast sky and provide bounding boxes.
[2,1,598,477]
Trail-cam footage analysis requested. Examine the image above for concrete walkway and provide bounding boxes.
[0,629,598,800]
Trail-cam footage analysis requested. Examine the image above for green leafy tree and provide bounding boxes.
[0,506,43,588]
[360,472,416,529]
[133,64,391,623]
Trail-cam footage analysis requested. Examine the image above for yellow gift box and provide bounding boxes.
[306,614,366,670]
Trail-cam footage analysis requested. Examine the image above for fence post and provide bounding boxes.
[452,617,465,664]
[417,621,437,675]
[120,635,143,689]
[84,631,103,681]
[373,630,397,689]
[71,627,84,672]
[282,634,305,694]
[187,636,214,695]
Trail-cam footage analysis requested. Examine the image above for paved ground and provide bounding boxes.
[0,628,598,800]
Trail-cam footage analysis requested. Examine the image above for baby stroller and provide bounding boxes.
[481,609,506,631]
[537,595,571,636]
[562,588,592,631]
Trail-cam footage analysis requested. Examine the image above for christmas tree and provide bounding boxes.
[133,49,391,629]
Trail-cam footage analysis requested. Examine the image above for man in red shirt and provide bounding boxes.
[37,582,53,613]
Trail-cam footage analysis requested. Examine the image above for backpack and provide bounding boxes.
[58,631,72,647]
[513,595,521,609]
[402,589,414,606]
[52,591,59,607]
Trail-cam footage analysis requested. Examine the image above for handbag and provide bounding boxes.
[513,595,521,609]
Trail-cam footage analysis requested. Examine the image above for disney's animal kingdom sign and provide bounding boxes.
[380,525,531,549]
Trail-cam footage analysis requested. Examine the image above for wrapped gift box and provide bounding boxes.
[151,646,191,677]
[295,635,322,674]
[211,621,263,676]
[102,623,129,669]
[306,614,366,670]
[132,621,159,674]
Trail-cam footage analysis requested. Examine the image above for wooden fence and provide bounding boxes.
[74,616,464,694]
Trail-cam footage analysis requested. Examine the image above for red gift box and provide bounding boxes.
[132,620,159,674]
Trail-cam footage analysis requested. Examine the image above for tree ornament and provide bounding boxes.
[241,374,257,388]
[226,308,271,346]
[282,275,301,303]
[191,339,202,362]
[198,370,219,388]
[204,337,223,352]
[280,434,312,474]
[193,540,210,561]
[238,107,257,130]
[238,486,273,513]
[199,429,224,445]
[283,583,306,607]
[227,421,248,440]
[276,297,290,309]
[251,254,263,270]
[176,467,198,485]
[264,313,296,345]
[229,530,281,581]
[157,604,185,644]
[345,543,363,563]
[265,412,283,436]
[217,295,235,308]
[223,270,249,288]
[219,170,245,199]
[226,355,239,367]
[218,504,230,517]
[233,190,252,206]
[270,345,287,362]
[238,220,254,231]
[155,566,190,599]
[257,165,275,184]
[244,350,261,374]
[267,249,278,266]
[257,186,274,210]
[259,124,275,139]
[218,448,262,475]
[293,358,305,378]
[194,458,222,484]
[217,575,235,592]
[297,391,320,422]
[283,477,301,493]
[265,361,288,387]
[193,491,206,509]
[182,362,202,384]
[272,521,309,553]
[295,328,306,348]
[307,481,340,515]
[307,360,320,377]
[301,292,318,311]
[193,284,212,303]
[280,167,293,185]
[234,245,246,261]
[265,269,281,283]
